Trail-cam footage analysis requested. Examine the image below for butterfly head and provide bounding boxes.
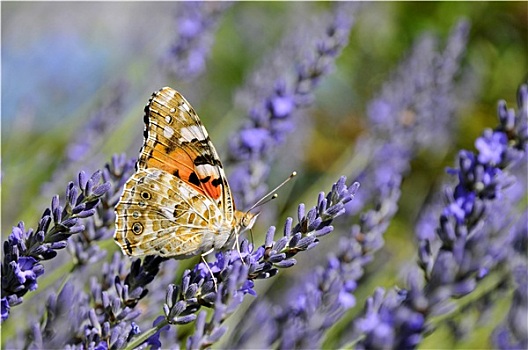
[235,210,259,232]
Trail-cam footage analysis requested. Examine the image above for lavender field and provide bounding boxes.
[2,2,527,349]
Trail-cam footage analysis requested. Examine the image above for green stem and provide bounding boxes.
[124,319,170,350]
[338,269,510,349]
[26,260,75,304]
[427,269,509,326]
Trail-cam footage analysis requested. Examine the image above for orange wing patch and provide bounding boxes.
[137,87,231,206]
[146,141,224,200]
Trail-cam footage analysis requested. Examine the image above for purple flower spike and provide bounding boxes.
[1,297,10,321]
[161,2,231,80]
[114,176,358,349]
[0,161,126,321]
[268,95,295,118]
[239,128,271,152]
[476,130,508,165]
[230,20,470,349]
[492,213,528,349]
[228,3,357,209]
[354,85,528,349]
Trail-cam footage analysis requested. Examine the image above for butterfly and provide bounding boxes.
[114,87,259,261]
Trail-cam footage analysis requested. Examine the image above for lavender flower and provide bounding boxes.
[1,170,110,321]
[3,5,358,345]
[228,3,357,209]
[68,154,135,267]
[350,20,469,213]
[493,262,528,349]
[1,154,136,337]
[27,281,88,349]
[3,173,357,349]
[1,154,138,350]
[122,177,359,349]
[6,251,167,349]
[414,154,526,343]
[161,2,231,81]
[77,253,165,349]
[207,19,472,349]
[352,84,528,349]
[227,152,403,348]
[354,287,420,349]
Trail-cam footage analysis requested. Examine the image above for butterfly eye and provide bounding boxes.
[132,222,144,235]
[243,212,260,230]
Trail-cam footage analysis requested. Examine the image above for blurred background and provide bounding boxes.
[2,2,527,348]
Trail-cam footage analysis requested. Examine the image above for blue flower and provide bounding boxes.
[1,298,10,321]
[476,130,508,165]
[146,316,170,350]
[129,322,141,336]
[445,186,476,223]
[354,84,527,349]
[227,3,356,209]
[239,128,271,152]
[93,341,108,350]
[179,18,203,38]
[268,95,295,118]
[13,256,44,291]
[1,169,111,321]
[239,279,256,297]
[367,99,393,126]
[162,2,230,80]
[2,4,525,349]
[339,280,357,309]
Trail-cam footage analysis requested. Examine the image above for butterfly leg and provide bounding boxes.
[231,234,246,266]
[201,248,218,292]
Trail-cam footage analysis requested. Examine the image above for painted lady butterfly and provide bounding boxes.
[114,87,258,260]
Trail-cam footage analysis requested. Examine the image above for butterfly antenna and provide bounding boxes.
[249,193,278,210]
[246,171,297,213]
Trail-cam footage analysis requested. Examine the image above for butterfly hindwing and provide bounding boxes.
[115,168,228,257]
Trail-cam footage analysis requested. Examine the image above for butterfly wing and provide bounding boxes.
[115,168,228,257]
[114,87,237,257]
[138,87,235,221]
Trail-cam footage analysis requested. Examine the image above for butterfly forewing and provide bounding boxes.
[138,87,235,220]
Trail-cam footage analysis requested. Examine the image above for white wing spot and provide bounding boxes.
[164,126,175,138]
[196,164,216,175]
[180,125,206,141]
[182,102,191,113]
[176,184,193,198]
